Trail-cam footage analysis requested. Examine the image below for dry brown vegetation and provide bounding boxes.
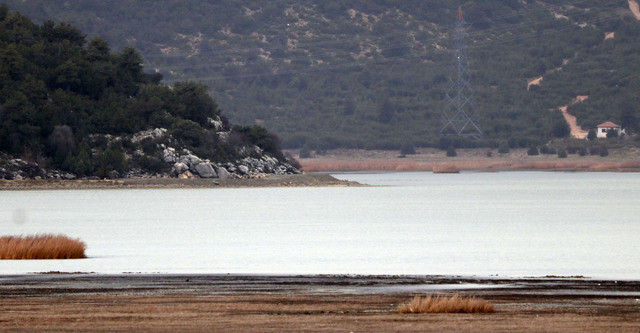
[300,160,433,172]
[0,234,86,259]
[397,294,495,314]
[298,148,640,173]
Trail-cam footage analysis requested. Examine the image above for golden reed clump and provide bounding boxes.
[0,234,86,259]
[397,294,494,314]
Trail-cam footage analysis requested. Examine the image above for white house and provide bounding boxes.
[596,121,624,138]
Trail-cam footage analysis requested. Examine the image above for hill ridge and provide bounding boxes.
[4,0,640,150]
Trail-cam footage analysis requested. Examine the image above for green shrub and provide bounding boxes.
[498,142,510,154]
[578,148,587,156]
[400,142,416,155]
[599,146,609,157]
[552,120,570,138]
[299,144,312,158]
[557,149,568,158]
[540,145,549,154]
[138,155,166,173]
[527,146,539,156]
[446,146,457,157]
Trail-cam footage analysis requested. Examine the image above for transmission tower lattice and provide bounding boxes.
[440,7,483,139]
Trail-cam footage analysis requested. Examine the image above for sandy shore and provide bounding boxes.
[1,274,639,332]
[0,173,361,191]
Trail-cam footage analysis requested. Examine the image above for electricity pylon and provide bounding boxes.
[440,6,483,139]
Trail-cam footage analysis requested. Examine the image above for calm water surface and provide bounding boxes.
[1,171,639,279]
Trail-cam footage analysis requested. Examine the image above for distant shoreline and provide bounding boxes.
[5,146,640,190]
[0,173,361,191]
[302,159,640,173]
[296,148,640,173]
[4,158,640,191]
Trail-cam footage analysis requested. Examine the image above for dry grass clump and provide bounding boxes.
[397,294,494,314]
[432,163,460,174]
[0,234,86,259]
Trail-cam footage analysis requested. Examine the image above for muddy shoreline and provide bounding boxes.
[0,173,361,190]
[1,274,639,331]
[2,274,639,297]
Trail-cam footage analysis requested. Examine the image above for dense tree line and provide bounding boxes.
[4,0,640,150]
[0,6,286,177]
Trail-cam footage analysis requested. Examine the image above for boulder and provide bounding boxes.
[162,147,178,163]
[62,173,77,180]
[207,116,224,131]
[194,162,217,178]
[224,163,237,173]
[217,131,229,142]
[178,170,195,179]
[179,154,202,168]
[170,162,189,177]
[213,165,231,179]
[131,128,167,143]
[238,165,249,175]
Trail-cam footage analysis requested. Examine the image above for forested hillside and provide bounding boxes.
[0,6,298,179]
[4,0,640,150]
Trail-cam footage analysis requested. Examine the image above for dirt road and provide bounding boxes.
[629,0,640,20]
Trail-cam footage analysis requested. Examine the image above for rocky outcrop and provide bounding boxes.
[131,128,167,143]
[167,151,300,180]
[0,126,301,180]
[0,158,76,180]
[0,159,45,180]
[161,147,178,163]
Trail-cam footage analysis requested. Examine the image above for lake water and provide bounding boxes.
[1,171,639,279]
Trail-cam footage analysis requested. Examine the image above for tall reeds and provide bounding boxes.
[397,294,494,314]
[0,234,86,259]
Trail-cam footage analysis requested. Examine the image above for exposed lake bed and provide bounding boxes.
[1,273,639,332]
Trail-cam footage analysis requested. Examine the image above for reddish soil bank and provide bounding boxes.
[0,274,639,332]
[296,148,640,172]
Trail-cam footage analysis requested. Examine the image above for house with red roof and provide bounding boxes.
[596,121,623,138]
